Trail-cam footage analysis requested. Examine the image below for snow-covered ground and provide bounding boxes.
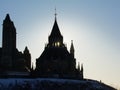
[0,78,116,90]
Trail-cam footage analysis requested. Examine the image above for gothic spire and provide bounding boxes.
[81,63,83,72]
[4,14,11,22]
[55,7,57,20]
[3,14,16,30]
[70,40,75,57]
[50,14,61,37]
[78,62,80,71]
[81,63,84,78]
[24,46,29,54]
[31,62,34,70]
[48,10,63,46]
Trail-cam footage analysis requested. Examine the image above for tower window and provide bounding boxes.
[55,42,60,47]
[57,42,60,46]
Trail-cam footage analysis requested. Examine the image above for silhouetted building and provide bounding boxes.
[0,13,116,90]
[35,15,83,79]
[0,14,31,76]
[0,14,83,79]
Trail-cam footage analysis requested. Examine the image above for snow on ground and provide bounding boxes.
[0,78,116,90]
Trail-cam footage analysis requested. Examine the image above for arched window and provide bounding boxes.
[55,42,60,47]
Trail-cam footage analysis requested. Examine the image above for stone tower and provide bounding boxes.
[0,14,31,74]
[1,14,16,70]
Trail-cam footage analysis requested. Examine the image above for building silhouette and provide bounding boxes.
[0,14,117,90]
[0,14,31,76]
[34,14,83,79]
[0,14,83,79]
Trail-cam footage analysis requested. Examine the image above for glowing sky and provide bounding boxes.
[0,0,120,89]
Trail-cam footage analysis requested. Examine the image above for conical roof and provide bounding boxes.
[4,14,11,21]
[50,18,62,37]
[70,40,74,52]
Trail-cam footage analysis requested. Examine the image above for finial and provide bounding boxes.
[71,40,73,44]
[55,7,57,19]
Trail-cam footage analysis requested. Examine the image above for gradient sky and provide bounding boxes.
[0,0,120,89]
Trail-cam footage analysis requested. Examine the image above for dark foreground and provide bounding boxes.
[0,78,116,90]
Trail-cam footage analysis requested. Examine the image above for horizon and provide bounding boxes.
[0,0,120,89]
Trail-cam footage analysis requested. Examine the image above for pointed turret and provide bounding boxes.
[31,62,34,71]
[50,7,62,37]
[23,46,31,70]
[48,11,63,47]
[50,18,62,37]
[81,63,83,72]
[78,62,80,71]
[81,63,84,78]
[24,46,30,54]
[4,14,11,22]
[70,40,75,57]
[3,14,15,29]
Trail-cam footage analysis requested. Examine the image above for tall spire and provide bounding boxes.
[55,7,57,20]
[48,9,63,46]
[70,40,75,57]
[23,46,31,70]
[49,8,61,37]
[31,62,34,70]
[81,63,83,72]
[81,63,84,78]
[78,62,80,71]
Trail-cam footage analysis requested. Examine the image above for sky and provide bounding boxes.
[0,0,120,89]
